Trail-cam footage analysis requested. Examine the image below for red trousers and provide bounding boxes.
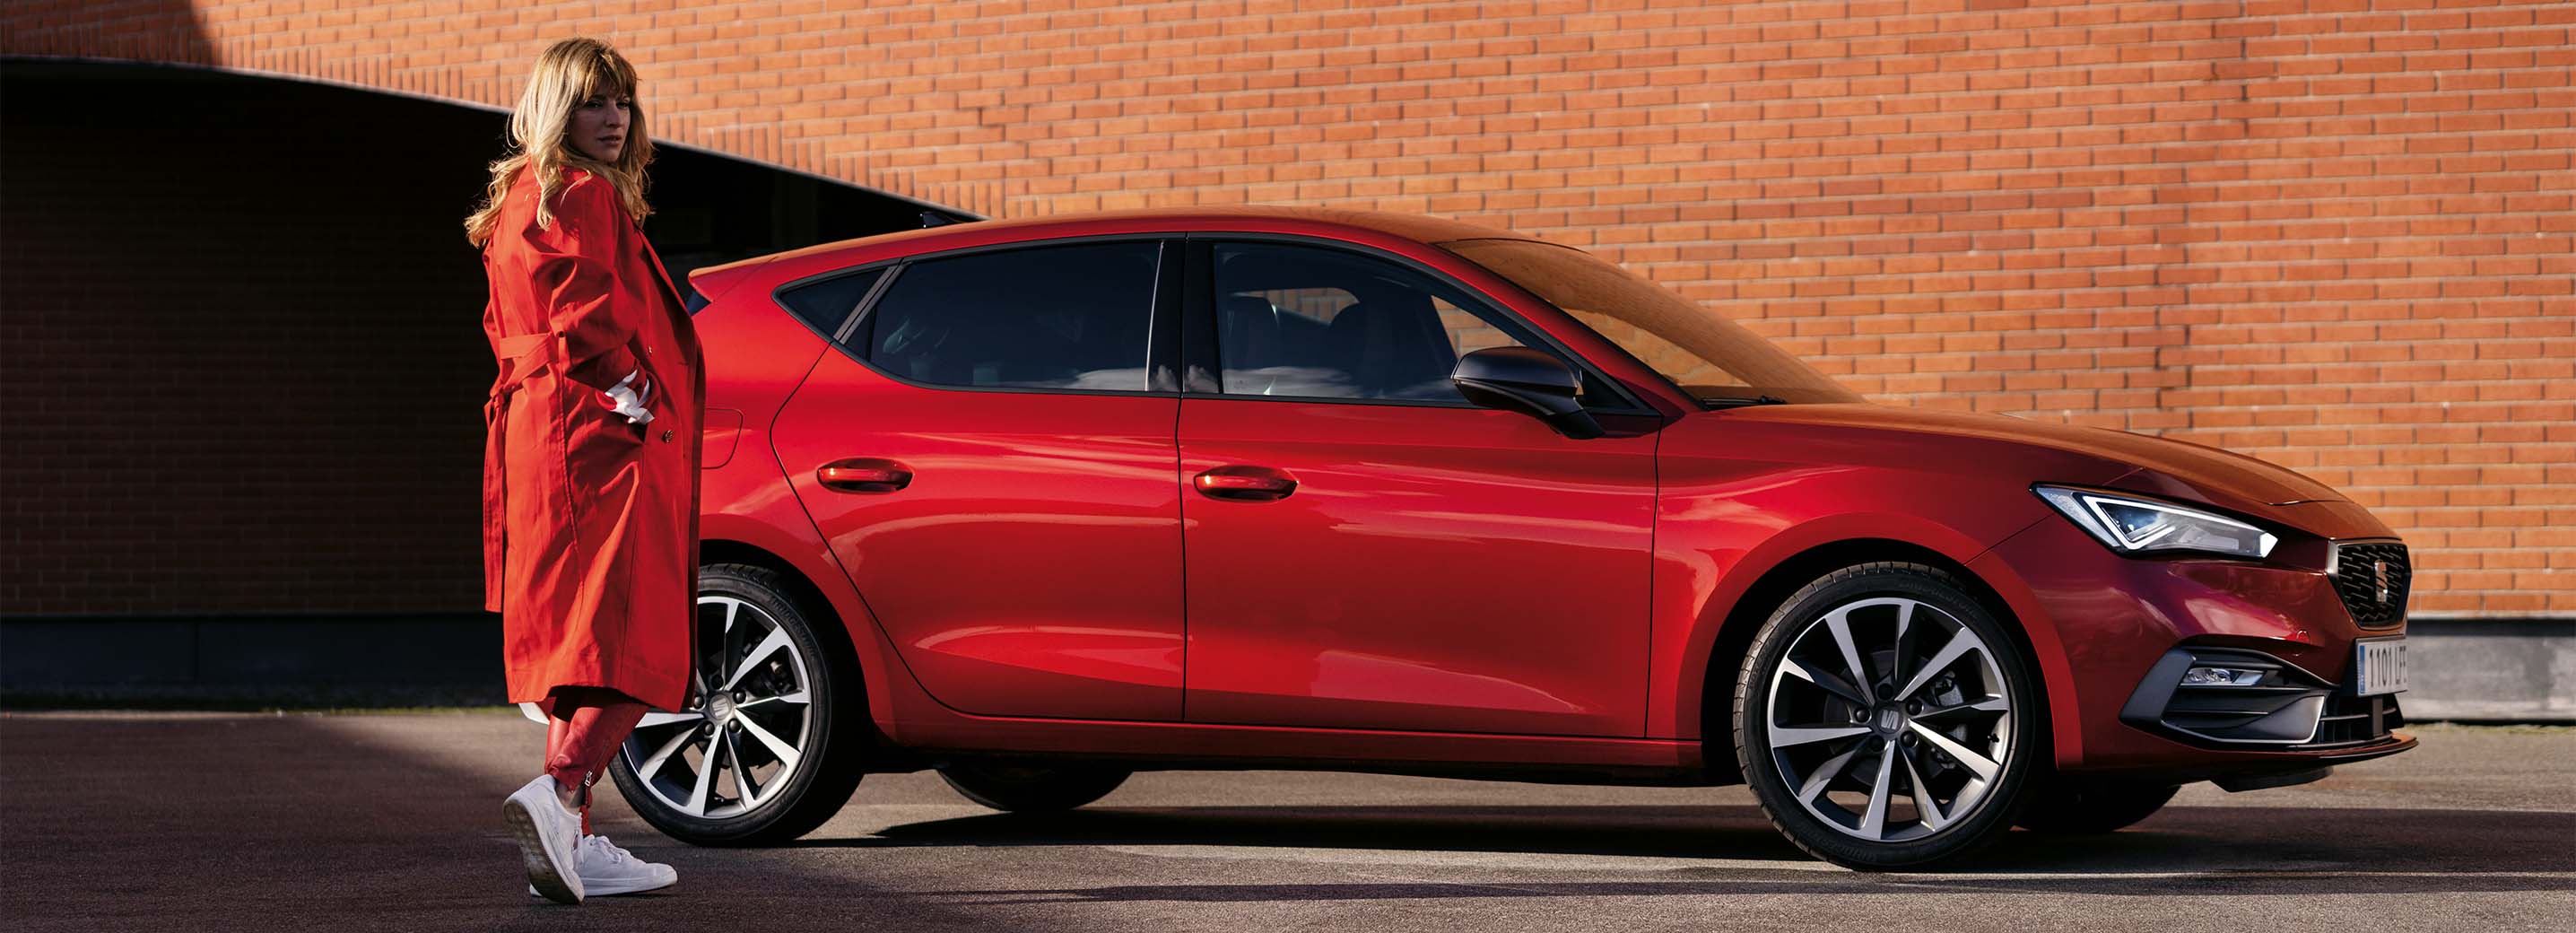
[536,685,648,836]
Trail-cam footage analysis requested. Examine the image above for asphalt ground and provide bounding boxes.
[2,711,2569,932]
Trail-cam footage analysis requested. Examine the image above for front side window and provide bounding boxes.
[1443,238,1861,405]
[1211,241,1551,404]
[860,240,1160,391]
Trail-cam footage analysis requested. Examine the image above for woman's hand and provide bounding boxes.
[604,368,655,425]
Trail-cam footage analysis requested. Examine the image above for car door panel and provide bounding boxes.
[776,362,1184,721]
[769,239,1185,722]
[1179,400,1656,736]
[1178,239,1658,737]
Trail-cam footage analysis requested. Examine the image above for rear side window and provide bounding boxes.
[774,267,885,337]
[862,241,1160,392]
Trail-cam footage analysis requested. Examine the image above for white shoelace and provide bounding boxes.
[580,834,634,867]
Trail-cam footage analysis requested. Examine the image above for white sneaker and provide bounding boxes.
[501,775,585,903]
[523,834,679,897]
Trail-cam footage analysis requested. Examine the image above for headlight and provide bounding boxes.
[2034,485,2278,559]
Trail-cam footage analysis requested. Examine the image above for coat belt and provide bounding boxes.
[482,331,574,613]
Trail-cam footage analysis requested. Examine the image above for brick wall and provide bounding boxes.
[4,0,2569,615]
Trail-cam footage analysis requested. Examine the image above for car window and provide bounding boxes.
[1210,241,1548,404]
[1442,238,1860,405]
[860,241,1160,392]
[774,267,883,336]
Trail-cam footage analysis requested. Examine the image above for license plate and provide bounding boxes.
[2354,638,2408,696]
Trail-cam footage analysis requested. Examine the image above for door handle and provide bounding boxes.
[1194,465,1297,501]
[817,458,913,493]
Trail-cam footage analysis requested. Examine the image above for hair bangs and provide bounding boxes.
[568,51,635,104]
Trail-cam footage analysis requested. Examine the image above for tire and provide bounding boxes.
[2015,776,2180,834]
[1733,562,2046,870]
[606,562,869,846]
[937,760,1131,813]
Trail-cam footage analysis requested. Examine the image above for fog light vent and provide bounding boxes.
[2121,648,2330,746]
[2181,667,2267,687]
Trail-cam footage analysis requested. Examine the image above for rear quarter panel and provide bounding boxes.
[692,287,927,736]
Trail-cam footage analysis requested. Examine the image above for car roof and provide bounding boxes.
[735,205,1543,272]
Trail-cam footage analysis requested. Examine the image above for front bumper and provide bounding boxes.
[2119,645,2406,748]
[1969,501,2418,779]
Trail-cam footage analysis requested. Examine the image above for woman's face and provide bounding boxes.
[566,90,632,162]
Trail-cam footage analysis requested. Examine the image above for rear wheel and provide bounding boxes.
[938,760,1131,813]
[1735,562,2044,870]
[2015,776,2180,834]
[607,563,868,846]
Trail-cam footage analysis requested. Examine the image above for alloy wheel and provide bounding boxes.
[1762,596,2015,843]
[619,594,815,820]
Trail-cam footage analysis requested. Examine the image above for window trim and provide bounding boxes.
[1181,231,1658,415]
[785,233,1184,399]
[832,267,901,346]
[769,261,897,346]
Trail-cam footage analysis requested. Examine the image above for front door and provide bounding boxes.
[1179,239,1659,737]
[770,239,1186,721]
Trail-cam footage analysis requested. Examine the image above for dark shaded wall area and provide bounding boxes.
[1,60,950,697]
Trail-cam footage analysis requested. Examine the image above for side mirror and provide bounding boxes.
[1451,347,1605,440]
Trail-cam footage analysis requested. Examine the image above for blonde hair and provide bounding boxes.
[463,37,657,248]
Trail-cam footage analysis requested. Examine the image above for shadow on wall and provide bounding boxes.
[0,1,217,67]
[0,58,962,701]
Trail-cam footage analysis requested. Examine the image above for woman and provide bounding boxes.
[464,37,706,904]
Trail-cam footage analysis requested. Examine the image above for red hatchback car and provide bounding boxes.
[596,205,2415,868]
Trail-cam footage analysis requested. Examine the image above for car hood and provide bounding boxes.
[1707,404,2349,516]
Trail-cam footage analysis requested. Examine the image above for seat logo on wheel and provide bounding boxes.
[1764,596,2014,844]
[618,594,816,821]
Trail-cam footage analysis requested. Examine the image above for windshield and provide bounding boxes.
[1443,239,1861,405]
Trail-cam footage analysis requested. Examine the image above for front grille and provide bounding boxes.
[2330,542,2411,629]
[2300,693,2405,749]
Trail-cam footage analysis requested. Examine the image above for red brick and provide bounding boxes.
[2,0,2565,616]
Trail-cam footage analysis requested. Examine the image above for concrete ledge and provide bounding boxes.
[0,613,504,707]
[2400,616,2576,722]
[4,613,2570,720]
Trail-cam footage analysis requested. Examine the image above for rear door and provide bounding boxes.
[1177,237,1661,737]
[770,238,1187,721]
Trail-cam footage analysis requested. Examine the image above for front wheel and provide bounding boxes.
[1734,562,2045,870]
[606,563,868,846]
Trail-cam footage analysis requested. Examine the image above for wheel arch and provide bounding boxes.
[1683,536,2060,776]
[698,539,858,659]
[695,528,897,741]
[611,533,892,845]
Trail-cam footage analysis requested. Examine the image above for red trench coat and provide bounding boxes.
[479,166,704,713]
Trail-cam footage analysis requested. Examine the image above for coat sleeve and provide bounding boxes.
[524,176,641,394]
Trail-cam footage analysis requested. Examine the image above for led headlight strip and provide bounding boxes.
[2034,485,2279,559]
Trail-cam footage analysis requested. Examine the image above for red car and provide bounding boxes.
[600,205,2415,869]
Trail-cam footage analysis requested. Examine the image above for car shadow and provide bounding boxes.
[15,712,2559,927]
[795,802,2576,902]
[814,804,1804,859]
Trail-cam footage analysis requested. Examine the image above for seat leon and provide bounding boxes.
[594,205,2415,868]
